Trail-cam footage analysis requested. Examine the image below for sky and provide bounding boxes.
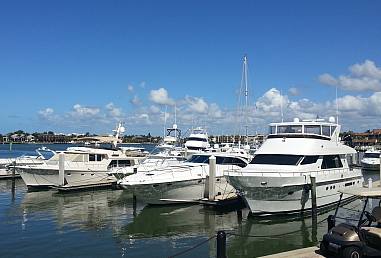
[1,0,381,136]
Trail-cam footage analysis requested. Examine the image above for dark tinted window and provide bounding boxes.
[321,155,343,169]
[89,154,96,161]
[250,154,303,165]
[187,137,208,142]
[187,155,209,163]
[364,153,380,159]
[300,156,319,165]
[118,160,131,166]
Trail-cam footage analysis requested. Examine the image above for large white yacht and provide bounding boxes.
[157,124,182,150]
[17,146,146,189]
[226,118,363,216]
[119,152,249,204]
[361,148,380,171]
[184,127,210,157]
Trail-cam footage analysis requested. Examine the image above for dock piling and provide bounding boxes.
[208,156,216,201]
[11,161,16,201]
[310,176,317,217]
[58,153,65,186]
[216,230,226,258]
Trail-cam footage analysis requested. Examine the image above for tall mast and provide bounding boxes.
[163,105,167,138]
[243,55,249,146]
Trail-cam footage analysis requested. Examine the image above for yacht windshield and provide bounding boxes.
[187,155,210,163]
[364,153,380,159]
[250,154,303,165]
[187,137,208,142]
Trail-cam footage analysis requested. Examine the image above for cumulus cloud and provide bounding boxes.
[149,88,175,105]
[70,104,100,118]
[130,95,142,106]
[127,84,134,92]
[38,107,54,118]
[106,102,123,118]
[185,96,209,113]
[319,60,381,91]
[288,87,300,96]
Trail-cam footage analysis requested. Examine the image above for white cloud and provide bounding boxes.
[288,87,300,96]
[127,84,134,92]
[106,102,123,118]
[149,105,161,114]
[71,104,100,118]
[149,88,175,105]
[130,95,142,106]
[185,96,209,113]
[38,107,54,118]
[319,60,381,91]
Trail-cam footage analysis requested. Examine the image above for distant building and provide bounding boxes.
[349,129,381,148]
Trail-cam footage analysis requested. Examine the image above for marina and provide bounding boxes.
[0,143,380,257]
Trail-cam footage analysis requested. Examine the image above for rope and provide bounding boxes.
[168,235,216,258]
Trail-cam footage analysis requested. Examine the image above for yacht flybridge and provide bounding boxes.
[226,117,363,216]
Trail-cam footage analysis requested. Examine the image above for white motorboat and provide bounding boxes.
[361,149,380,171]
[0,147,55,178]
[226,117,363,216]
[119,152,249,204]
[157,124,182,150]
[17,146,146,189]
[112,148,186,180]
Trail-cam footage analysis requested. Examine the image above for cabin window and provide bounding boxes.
[187,155,209,163]
[300,156,319,165]
[232,158,247,168]
[250,154,303,165]
[321,155,343,169]
[89,154,96,161]
[277,125,302,133]
[304,125,321,135]
[330,126,336,136]
[269,126,276,134]
[322,126,330,137]
[364,153,380,159]
[187,137,208,142]
[117,160,131,167]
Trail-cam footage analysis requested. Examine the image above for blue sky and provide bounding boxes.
[1,0,381,136]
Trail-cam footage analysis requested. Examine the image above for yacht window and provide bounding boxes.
[269,126,276,134]
[187,146,205,150]
[330,126,337,136]
[277,125,302,133]
[304,125,321,135]
[300,156,319,165]
[250,154,303,165]
[321,155,343,169]
[117,160,131,166]
[232,158,247,168]
[108,160,118,167]
[322,126,330,137]
[364,153,380,159]
[89,154,96,161]
[187,155,209,163]
[187,137,208,142]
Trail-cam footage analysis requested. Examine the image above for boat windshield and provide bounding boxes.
[187,137,208,142]
[187,155,247,167]
[187,155,210,163]
[250,154,303,165]
[364,153,380,159]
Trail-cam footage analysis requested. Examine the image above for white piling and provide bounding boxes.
[184,147,188,159]
[208,155,216,201]
[58,153,65,186]
[368,178,373,189]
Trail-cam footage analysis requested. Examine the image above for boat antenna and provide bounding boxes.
[163,105,167,138]
[280,89,284,122]
[174,104,177,139]
[335,85,339,125]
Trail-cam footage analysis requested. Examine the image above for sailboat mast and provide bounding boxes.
[243,55,249,146]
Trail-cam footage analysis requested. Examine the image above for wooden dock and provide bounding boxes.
[258,246,331,258]
[52,181,115,192]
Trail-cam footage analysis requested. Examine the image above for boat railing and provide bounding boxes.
[225,167,352,178]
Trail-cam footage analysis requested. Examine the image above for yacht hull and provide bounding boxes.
[228,170,363,215]
[18,167,116,189]
[124,177,235,205]
[361,161,380,171]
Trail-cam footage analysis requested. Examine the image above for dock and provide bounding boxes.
[52,180,115,192]
[258,247,329,258]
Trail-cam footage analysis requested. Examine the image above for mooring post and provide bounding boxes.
[216,230,226,258]
[133,194,137,217]
[208,156,216,201]
[58,153,65,186]
[368,178,373,189]
[9,142,12,151]
[310,176,317,218]
[11,161,16,201]
[184,147,188,158]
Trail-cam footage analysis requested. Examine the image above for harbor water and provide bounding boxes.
[0,144,379,258]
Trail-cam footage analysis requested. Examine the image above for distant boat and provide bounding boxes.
[361,148,380,171]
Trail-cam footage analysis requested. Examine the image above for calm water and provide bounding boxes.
[0,144,379,258]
